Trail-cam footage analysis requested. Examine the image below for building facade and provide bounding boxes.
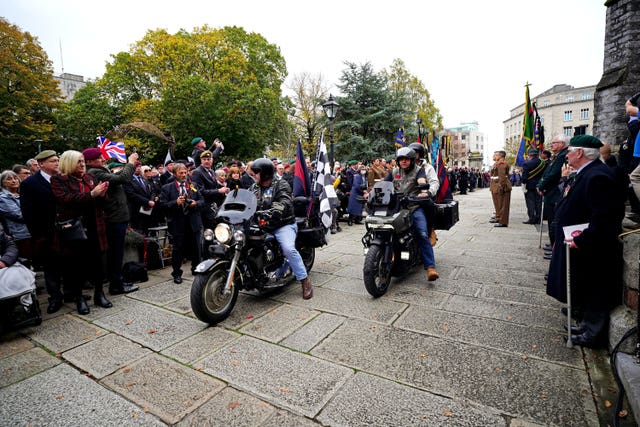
[54,72,86,100]
[503,84,595,154]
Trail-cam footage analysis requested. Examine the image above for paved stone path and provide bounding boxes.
[0,188,634,426]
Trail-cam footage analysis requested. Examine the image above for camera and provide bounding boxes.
[184,198,194,205]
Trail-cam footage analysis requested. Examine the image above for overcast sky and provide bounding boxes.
[4,0,607,160]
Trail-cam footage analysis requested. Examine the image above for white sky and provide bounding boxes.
[4,0,606,160]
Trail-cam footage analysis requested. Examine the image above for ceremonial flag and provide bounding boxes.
[533,102,545,152]
[164,148,172,166]
[435,149,453,203]
[97,136,126,163]
[314,132,337,229]
[395,127,405,149]
[293,139,311,198]
[515,85,535,167]
[430,132,440,166]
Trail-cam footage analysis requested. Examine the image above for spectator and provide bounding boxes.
[0,170,32,260]
[26,158,40,175]
[347,164,367,225]
[12,165,31,182]
[537,134,569,250]
[521,148,545,224]
[489,150,512,227]
[191,137,222,167]
[51,150,110,315]
[124,161,155,234]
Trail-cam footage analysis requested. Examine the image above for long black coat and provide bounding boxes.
[546,160,624,310]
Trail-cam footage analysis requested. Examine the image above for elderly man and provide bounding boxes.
[537,134,569,254]
[546,135,624,348]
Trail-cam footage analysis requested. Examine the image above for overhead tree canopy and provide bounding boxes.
[0,17,61,167]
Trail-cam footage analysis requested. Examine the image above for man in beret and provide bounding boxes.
[546,134,625,348]
[85,148,140,296]
[191,137,223,167]
[489,150,511,227]
[19,150,66,312]
[521,148,545,224]
[191,150,229,229]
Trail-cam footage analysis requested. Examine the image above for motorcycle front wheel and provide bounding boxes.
[363,245,392,297]
[190,263,240,325]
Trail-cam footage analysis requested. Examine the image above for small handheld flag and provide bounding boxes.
[97,136,126,163]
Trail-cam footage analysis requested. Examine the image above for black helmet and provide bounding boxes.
[396,147,416,169]
[408,143,426,159]
[251,158,274,183]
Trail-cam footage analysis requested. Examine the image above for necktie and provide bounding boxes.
[180,183,186,196]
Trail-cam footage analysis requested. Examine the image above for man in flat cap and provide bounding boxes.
[546,134,625,348]
[521,147,545,224]
[191,137,223,167]
[85,148,140,296]
[19,150,65,313]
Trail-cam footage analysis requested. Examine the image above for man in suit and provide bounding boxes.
[546,135,625,348]
[19,150,65,313]
[521,148,545,224]
[159,163,205,284]
[239,161,254,189]
[489,150,512,227]
[124,162,155,234]
[191,150,230,229]
[191,137,223,167]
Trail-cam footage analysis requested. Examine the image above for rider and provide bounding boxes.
[408,142,440,246]
[250,158,313,299]
[383,147,440,281]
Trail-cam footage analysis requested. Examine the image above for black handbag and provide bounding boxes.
[56,218,88,241]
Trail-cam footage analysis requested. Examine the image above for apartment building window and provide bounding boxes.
[563,126,573,136]
[581,93,591,101]
[580,108,589,120]
[543,100,550,107]
[566,95,574,102]
[564,110,573,121]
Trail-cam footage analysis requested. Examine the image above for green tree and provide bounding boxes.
[0,17,61,167]
[287,72,330,158]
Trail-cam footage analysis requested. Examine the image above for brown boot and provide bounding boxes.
[426,267,439,281]
[301,277,313,299]
[429,228,437,246]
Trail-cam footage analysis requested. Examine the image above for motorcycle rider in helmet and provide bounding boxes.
[408,142,440,246]
[383,147,440,281]
[250,158,313,299]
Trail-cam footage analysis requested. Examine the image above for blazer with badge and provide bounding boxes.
[159,180,204,236]
[191,166,227,207]
[546,160,624,310]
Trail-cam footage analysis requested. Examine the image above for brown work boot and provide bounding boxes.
[426,267,439,281]
[429,228,437,246]
[301,277,313,299]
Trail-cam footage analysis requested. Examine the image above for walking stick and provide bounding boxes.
[538,199,545,248]
[565,241,573,348]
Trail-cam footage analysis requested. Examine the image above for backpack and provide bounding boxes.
[122,261,148,283]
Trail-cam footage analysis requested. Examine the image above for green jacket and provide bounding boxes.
[536,148,568,204]
[87,163,136,223]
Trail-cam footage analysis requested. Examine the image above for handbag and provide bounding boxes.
[55,217,88,241]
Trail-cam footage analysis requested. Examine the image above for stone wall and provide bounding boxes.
[593,0,640,147]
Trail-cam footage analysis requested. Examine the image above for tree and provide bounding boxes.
[287,72,330,157]
[0,17,61,167]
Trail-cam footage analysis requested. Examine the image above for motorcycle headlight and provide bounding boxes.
[214,223,232,244]
[233,229,245,243]
[203,228,214,241]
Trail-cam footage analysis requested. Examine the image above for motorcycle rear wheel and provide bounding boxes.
[363,245,392,297]
[298,245,315,271]
[190,263,240,325]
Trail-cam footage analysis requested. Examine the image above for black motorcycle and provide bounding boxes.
[190,188,323,324]
[361,181,424,297]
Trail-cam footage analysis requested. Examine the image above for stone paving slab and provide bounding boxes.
[384,280,452,309]
[0,346,61,387]
[395,305,581,367]
[23,313,107,353]
[128,280,191,306]
[481,283,564,308]
[443,294,563,329]
[101,353,225,425]
[259,409,319,426]
[177,386,275,426]
[239,304,318,343]
[0,363,164,426]
[312,318,597,426]
[453,265,546,289]
[94,303,207,351]
[276,286,407,324]
[68,293,147,321]
[216,293,284,330]
[62,333,152,379]
[200,336,353,418]
[164,295,193,314]
[318,274,368,296]
[317,371,506,426]
[447,252,549,275]
[162,326,239,365]
[280,312,345,353]
[0,334,34,359]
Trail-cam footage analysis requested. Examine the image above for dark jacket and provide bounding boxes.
[537,148,568,204]
[250,178,294,232]
[159,180,204,236]
[87,163,136,223]
[521,156,545,190]
[20,171,57,240]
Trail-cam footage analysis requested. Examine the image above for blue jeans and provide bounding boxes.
[411,208,435,269]
[273,222,307,281]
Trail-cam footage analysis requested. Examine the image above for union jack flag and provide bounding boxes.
[97,136,126,163]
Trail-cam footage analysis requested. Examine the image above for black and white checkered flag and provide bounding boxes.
[315,133,337,229]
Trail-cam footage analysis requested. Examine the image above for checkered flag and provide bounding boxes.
[315,133,338,229]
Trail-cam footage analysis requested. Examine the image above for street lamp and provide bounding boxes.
[322,94,339,173]
[34,139,43,153]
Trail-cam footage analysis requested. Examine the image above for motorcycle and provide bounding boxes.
[190,188,323,324]
[361,181,425,297]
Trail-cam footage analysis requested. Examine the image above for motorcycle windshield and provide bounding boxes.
[216,188,258,224]
[368,181,394,205]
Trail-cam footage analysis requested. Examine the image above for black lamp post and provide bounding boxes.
[322,94,339,173]
[34,139,43,153]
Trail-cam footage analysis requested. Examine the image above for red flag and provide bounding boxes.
[435,151,452,203]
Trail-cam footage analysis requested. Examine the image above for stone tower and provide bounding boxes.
[593,0,640,145]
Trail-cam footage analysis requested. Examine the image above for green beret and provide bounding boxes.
[527,148,538,155]
[34,150,57,161]
[107,161,125,169]
[289,159,296,165]
[191,137,203,146]
[569,134,603,149]
[347,160,358,165]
